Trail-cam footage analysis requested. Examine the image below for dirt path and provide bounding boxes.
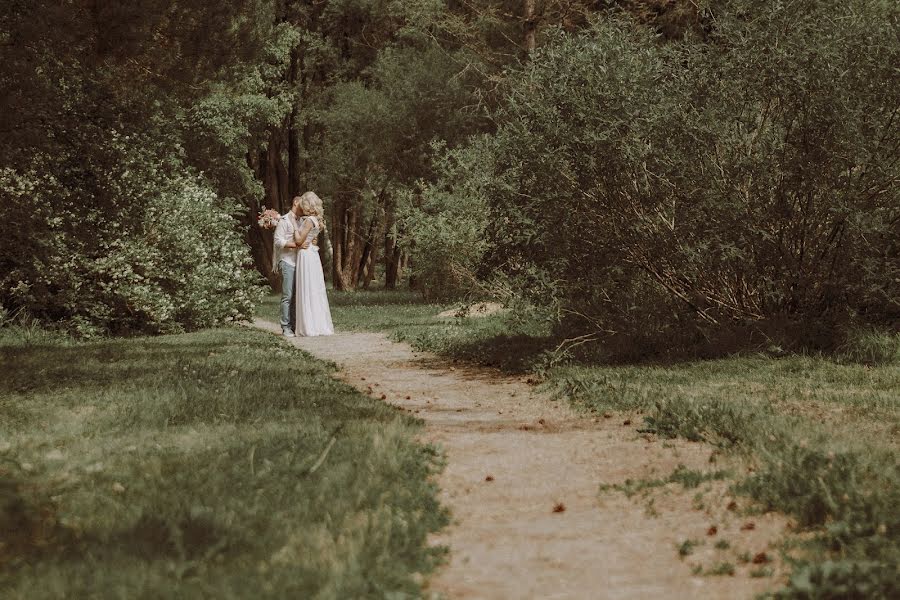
[254,320,788,599]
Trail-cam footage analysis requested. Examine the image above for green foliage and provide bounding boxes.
[0,327,447,597]
[0,1,292,333]
[421,0,900,351]
[705,562,736,576]
[678,539,702,558]
[598,464,731,498]
[774,560,898,599]
[0,148,262,335]
[837,330,900,365]
[644,396,770,447]
[399,141,494,298]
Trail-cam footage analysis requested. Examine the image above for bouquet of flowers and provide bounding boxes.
[257,207,281,230]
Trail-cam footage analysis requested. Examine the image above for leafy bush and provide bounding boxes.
[0,1,291,334]
[420,0,899,351]
[0,137,261,335]
[644,395,771,447]
[399,141,493,299]
[837,329,900,365]
[775,560,899,599]
[645,394,899,597]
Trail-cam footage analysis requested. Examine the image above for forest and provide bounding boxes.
[3,0,896,349]
[1,1,898,598]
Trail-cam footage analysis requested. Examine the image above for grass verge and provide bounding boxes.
[0,324,447,598]
[293,288,899,599]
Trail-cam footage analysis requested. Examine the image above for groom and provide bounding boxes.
[273,196,310,337]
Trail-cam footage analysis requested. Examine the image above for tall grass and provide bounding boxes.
[0,326,447,598]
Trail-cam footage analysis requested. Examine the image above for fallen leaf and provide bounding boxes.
[553,502,566,513]
[111,482,125,494]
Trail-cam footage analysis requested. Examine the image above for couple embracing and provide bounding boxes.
[273,192,334,337]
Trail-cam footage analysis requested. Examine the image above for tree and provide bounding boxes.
[0,0,292,332]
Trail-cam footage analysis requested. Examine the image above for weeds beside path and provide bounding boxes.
[0,326,446,598]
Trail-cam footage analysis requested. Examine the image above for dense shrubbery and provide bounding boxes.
[405,0,900,351]
[0,140,261,335]
[0,1,291,334]
[398,142,493,299]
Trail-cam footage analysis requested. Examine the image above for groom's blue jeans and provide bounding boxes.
[280,260,296,332]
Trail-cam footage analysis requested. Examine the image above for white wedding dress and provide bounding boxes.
[294,216,334,336]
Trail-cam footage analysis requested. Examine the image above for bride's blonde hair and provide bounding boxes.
[298,191,326,228]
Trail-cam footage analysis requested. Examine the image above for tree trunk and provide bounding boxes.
[363,214,383,290]
[332,195,350,290]
[384,195,401,289]
[332,194,368,291]
[259,126,291,213]
[354,212,377,288]
[245,126,290,288]
[288,47,302,198]
[404,251,415,289]
[344,203,359,285]
[242,164,278,290]
[524,0,537,54]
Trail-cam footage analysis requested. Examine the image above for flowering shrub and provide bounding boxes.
[0,136,262,336]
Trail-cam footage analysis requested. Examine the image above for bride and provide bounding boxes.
[290,191,334,336]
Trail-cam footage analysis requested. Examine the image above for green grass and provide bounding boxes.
[677,539,702,558]
[257,289,446,334]
[0,325,447,598]
[705,562,736,576]
[598,464,731,498]
[303,288,900,599]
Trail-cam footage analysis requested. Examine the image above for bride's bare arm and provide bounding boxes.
[293,218,314,249]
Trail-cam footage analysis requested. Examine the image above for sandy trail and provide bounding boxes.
[254,320,787,599]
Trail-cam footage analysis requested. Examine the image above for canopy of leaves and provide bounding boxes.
[404,0,900,353]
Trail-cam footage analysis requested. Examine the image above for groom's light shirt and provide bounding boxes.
[273,212,297,272]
